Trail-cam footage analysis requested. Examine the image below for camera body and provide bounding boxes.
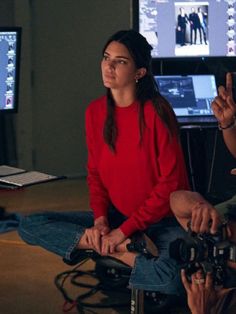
[169,222,236,285]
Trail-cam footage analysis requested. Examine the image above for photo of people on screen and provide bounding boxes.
[175,5,209,57]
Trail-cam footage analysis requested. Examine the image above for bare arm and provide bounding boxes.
[211,72,236,158]
[170,190,221,234]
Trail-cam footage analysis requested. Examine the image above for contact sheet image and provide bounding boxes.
[137,0,236,58]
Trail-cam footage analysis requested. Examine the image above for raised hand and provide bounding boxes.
[211,72,236,128]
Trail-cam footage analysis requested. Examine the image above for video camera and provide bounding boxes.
[169,221,236,286]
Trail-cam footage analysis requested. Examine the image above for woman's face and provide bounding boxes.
[101,41,139,91]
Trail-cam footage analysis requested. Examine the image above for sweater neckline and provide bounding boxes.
[115,100,138,112]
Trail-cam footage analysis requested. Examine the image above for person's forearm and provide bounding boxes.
[170,190,208,218]
[222,126,236,158]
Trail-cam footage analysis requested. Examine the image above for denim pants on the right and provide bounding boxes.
[18,209,186,296]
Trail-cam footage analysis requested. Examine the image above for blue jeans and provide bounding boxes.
[18,208,186,295]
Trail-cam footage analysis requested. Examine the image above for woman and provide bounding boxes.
[18,30,189,294]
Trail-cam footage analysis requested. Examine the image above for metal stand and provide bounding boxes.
[131,288,144,314]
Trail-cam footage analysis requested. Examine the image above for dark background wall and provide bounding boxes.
[0,0,235,202]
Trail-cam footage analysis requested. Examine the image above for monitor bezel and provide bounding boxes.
[132,0,236,64]
[0,26,22,114]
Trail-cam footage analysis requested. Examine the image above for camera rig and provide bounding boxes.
[169,221,236,286]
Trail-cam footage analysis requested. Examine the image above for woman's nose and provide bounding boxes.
[106,59,116,69]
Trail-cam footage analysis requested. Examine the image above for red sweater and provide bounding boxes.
[85,96,189,237]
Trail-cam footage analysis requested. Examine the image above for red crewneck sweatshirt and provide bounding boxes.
[85,96,189,236]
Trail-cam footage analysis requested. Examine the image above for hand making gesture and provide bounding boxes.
[211,72,236,129]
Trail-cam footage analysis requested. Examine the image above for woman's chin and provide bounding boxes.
[103,81,116,89]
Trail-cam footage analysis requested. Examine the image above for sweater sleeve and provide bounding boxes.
[120,118,190,237]
[85,107,110,219]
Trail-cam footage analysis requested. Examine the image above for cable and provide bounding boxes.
[207,129,218,194]
[186,128,196,191]
[54,259,130,313]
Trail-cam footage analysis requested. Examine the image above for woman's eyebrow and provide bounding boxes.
[104,51,130,60]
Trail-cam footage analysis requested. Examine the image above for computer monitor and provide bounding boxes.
[0,27,21,113]
[155,74,218,124]
[133,0,236,59]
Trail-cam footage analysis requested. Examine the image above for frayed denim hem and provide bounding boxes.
[64,228,85,261]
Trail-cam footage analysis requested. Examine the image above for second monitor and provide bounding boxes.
[155,74,218,124]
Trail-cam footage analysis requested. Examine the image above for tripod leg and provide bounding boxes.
[131,288,144,314]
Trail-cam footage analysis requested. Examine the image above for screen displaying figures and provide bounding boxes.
[0,28,21,112]
[134,0,236,59]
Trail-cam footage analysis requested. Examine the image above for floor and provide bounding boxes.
[0,178,190,314]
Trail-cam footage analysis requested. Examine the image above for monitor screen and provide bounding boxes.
[133,0,236,59]
[0,27,21,113]
[155,74,218,123]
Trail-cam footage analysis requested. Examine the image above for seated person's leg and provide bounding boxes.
[110,217,187,296]
[18,211,94,261]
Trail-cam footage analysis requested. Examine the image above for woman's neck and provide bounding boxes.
[111,88,136,107]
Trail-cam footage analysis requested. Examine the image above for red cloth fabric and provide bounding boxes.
[85,96,190,236]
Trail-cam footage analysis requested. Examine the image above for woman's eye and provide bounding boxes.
[118,60,126,64]
[103,55,109,61]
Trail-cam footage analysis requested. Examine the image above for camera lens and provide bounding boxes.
[169,237,207,263]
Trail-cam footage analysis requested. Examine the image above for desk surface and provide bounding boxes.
[0,177,89,214]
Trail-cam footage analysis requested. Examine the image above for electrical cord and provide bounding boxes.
[207,129,218,194]
[54,258,130,313]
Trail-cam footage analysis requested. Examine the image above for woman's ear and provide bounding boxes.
[136,67,147,80]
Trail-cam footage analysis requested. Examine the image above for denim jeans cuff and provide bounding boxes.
[64,229,85,261]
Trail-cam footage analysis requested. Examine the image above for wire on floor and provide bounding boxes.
[54,258,130,313]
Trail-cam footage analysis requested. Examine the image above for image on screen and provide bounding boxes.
[135,0,236,58]
[155,74,217,118]
[0,28,21,112]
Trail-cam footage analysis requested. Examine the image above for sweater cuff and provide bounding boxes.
[119,217,140,237]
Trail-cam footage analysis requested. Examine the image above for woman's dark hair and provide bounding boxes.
[102,29,179,151]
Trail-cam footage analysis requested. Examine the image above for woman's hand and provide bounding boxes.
[100,227,126,255]
[83,216,110,254]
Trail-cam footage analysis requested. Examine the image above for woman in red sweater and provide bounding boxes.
[19,30,189,295]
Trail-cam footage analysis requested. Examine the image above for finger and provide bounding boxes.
[226,72,233,98]
[218,86,228,100]
[199,209,211,233]
[210,211,221,234]
[205,272,213,289]
[191,207,203,232]
[181,269,190,291]
[92,230,101,253]
[85,230,93,247]
[109,243,115,254]
[101,239,109,255]
[211,100,223,116]
[231,168,236,175]
[195,269,204,279]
